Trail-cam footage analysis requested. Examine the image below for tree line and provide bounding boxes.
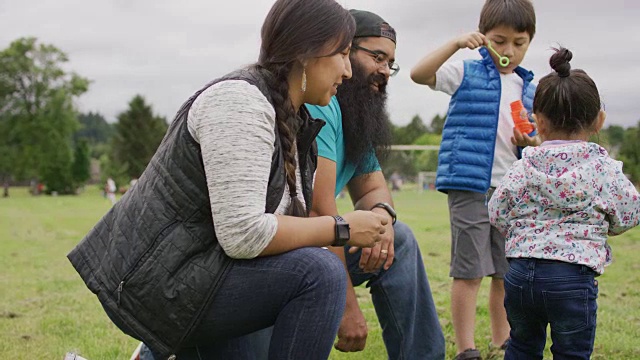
[382,114,636,183]
[1,38,638,195]
[0,38,166,195]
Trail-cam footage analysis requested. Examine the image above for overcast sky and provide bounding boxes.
[2,0,639,128]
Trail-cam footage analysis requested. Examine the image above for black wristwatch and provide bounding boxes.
[331,215,350,247]
[371,202,397,225]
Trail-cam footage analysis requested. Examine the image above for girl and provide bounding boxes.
[489,47,640,359]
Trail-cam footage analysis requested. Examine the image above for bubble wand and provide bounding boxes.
[486,40,509,67]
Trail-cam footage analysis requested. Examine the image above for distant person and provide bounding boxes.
[389,171,403,191]
[105,177,117,205]
[30,179,37,195]
[2,181,8,198]
[489,47,640,359]
[410,0,539,358]
[68,1,388,359]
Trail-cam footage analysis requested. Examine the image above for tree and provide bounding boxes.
[618,124,640,184]
[111,95,167,180]
[37,88,79,194]
[429,114,446,135]
[0,37,89,193]
[384,115,437,178]
[600,125,625,157]
[392,115,429,144]
[75,111,114,143]
[71,139,91,186]
[606,125,625,146]
[413,133,442,173]
[381,151,419,178]
[75,112,114,158]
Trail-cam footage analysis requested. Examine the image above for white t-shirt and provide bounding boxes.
[432,61,523,187]
[107,178,116,193]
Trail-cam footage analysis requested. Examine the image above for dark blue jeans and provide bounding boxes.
[130,247,347,360]
[504,258,599,360]
[139,222,445,359]
[219,222,446,360]
[345,221,445,360]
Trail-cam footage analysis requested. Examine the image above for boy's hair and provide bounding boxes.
[478,0,536,40]
[533,47,601,135]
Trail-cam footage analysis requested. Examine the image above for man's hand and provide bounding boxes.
[334,305,368,352]
[349,211,395,272]
[511,125,541,147]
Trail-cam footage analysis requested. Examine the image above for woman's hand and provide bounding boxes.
[342,210,388,248]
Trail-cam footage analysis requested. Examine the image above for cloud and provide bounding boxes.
[1,0,638,126]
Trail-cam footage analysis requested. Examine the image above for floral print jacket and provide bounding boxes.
[489,141,640,274]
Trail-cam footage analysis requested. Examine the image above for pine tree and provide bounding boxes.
[111,95,167,179]
[71,139,91,186]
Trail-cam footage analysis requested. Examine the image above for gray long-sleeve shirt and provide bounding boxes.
[187,80,305,259]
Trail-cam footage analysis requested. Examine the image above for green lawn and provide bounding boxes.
[1,187,639,359]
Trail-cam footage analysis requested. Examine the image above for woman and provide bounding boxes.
[67,0,388,359]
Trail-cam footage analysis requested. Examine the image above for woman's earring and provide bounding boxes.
[301,68,307,93]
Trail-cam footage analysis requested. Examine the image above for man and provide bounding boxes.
[133,9,444,360]
[305,9,445,360]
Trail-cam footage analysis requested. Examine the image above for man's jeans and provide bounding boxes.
[504,258,599,360]
[343,221,445,360]
[127,247,346,360]
[140,221,445,360]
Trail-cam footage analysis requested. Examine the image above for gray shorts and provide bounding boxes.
[447,189,508,279]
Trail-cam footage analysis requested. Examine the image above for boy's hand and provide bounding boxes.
[511,126,541,147]
[455,32,487,50]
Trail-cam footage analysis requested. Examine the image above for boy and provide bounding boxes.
[410,0,538,359]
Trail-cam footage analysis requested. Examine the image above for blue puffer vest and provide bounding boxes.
[436,47,535,194]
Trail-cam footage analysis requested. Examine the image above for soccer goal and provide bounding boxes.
[417,171,437,192]
[388,145,439,192]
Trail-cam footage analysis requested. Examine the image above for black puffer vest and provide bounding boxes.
[67,68,324,358]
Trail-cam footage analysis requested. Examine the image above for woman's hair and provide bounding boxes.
[479,0,536,40]
[255,0,355,217]
[533,47,601,136]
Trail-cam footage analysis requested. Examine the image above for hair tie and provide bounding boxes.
[558,63,571,78]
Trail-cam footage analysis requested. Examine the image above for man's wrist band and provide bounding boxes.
[371,202,397,225]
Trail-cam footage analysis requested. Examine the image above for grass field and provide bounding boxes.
[1,186,639,359]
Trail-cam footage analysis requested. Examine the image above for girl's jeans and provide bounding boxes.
[504,258,599,360]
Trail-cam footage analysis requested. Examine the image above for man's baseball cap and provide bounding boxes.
[349,9,396,44]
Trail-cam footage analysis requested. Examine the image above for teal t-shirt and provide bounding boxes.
[306,96,381,197]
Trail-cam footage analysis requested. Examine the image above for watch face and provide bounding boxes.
[337,224,350,240]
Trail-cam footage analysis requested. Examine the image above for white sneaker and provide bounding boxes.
[130,342,143,360]
[64,353,88,360]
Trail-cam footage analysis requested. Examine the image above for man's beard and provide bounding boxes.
[336,59,392,166]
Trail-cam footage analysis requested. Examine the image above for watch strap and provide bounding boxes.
[331,215,350,247]
[371,202,397,224]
